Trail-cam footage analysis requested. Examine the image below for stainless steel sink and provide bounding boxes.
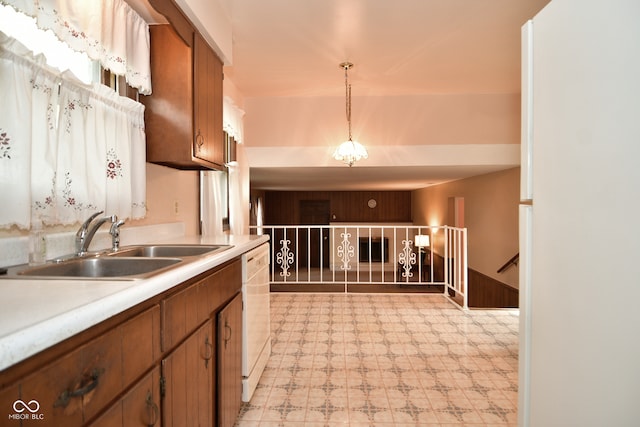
[108,244,231,258]
[15,257,182,279]
[0,244,232,280]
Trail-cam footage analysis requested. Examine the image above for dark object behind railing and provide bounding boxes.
[497,253,519,273]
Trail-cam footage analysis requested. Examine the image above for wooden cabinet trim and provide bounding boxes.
[147,0,194,47]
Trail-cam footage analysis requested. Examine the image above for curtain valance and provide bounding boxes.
[1,0,151,94]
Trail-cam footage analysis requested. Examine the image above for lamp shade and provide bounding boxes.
[333,139,368,167]
[415,234,430,247]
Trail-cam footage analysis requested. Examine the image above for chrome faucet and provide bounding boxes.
[75,211,116,256]
[109,219,126,251]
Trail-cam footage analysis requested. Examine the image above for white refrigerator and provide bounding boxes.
[519,1,640,426]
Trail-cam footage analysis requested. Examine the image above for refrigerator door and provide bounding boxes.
[520,20,533,202]
[519,19,534,427]
[524,1,640,425]
[518,203,533,427]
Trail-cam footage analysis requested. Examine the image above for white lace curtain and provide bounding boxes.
[201,97,247,235]
[0,0,151,94]
[228,148,248,234]
[0,32,146,229]
[201,171,225,237]
[223,96,244,144]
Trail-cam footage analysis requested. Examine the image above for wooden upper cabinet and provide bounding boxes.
[193,34,224,167]
[142,25,224,171]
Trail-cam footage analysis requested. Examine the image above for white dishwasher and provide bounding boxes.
[241,242,271,402]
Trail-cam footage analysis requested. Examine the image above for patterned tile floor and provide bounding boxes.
[236,293,519,427]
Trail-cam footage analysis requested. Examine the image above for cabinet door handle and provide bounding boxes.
[145,391,159,427]
[196,129,204,152]
[203,335,213,368]
[224,320,232,349]
[54,368,102,408]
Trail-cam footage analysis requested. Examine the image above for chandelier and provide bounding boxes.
[333,62,368,167]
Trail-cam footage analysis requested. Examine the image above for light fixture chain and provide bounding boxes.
[333,61,367,167]
[345,65,352,140]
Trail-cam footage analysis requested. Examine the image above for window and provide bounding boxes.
[0,4,96,84]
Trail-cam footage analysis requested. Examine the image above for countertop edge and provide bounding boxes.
[0,234,269,372]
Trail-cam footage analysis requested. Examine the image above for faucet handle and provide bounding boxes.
[110,218,125,235]
[110,219,125,251]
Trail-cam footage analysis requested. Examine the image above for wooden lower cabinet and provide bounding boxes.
[0,258,243,427]
[162,320,214,426]
[217,293,243,427]
[0,305,160,427]
[162,294,243,427]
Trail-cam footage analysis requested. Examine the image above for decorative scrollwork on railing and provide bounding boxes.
[398,239,416,278]
[276,238,294,277]
[336,232,355,270]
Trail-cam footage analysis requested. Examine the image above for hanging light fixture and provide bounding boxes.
[333,62,368,167]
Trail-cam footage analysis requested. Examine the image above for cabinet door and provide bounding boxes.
[144,25,194,166]
[89,367,161,427]
[217,293,242,427]
[193,33,224,168]
[162,321,214,427]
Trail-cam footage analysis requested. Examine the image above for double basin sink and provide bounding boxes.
[3,245,232,280]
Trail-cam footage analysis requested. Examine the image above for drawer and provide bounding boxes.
[122,305,161,387]
[216,259,242,305]
[19,326,122,426]
[162,281,201,352]
[2,305,160,427]
[197,259,242,317]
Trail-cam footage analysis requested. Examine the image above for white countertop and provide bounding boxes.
[0,234,269,372]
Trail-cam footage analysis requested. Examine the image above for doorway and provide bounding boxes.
[299,200,330,268]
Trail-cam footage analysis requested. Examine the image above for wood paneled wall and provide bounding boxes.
[468,268,519,308]
[264,191,412,225]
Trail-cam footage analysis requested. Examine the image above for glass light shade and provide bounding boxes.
[333,139,368,167]
[415,234,430,247]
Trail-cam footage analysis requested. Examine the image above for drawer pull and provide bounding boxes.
[54,368,102,408]
[203,336,213,368]
[145,391,159,427]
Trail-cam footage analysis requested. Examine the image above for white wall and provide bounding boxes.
[413,168,520,288]
[525,0,640,425]
[245,93,520,148]
[243,93,521,170]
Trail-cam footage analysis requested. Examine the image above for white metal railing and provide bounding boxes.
[250,224,468,309]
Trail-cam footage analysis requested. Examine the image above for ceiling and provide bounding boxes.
[223,0,550,98]
[133,0,552,191]
[249,164,512,191]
